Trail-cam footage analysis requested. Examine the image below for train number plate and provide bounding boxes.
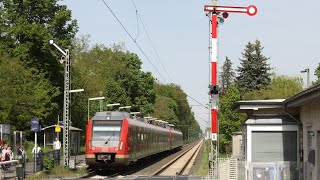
[97,154,111,160]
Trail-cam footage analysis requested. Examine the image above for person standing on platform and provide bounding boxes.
[53,137,61,165]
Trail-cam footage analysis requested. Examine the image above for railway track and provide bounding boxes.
[76,140,202,179]
[151,139,203,176]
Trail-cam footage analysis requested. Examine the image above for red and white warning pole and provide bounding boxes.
[205,5,257,141]
[211,13,218,141]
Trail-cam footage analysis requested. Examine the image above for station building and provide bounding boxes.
[232,84,320,180]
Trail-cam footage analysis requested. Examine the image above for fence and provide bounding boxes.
[42,150,60,166]
[205,158,299,180]
[0,160,22,180]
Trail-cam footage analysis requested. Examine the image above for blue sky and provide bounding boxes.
[63,0,320,130]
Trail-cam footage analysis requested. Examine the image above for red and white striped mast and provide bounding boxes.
[204,3,257,177]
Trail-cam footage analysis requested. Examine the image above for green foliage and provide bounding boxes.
[314,64,320,85]
[236,40,271,92]
[50,165,87,177]
[153,83,200,139]
[0,0,78,85]
[70,39,157,132]
[43,157,54,171]
[219,56,235,93]
[195,140,209,176]
[0,55,59,133]
[242,75,303,100]
[26,171,47,180]
[0,0,78,135]
[219,85,245,153]
[24,141,35,161]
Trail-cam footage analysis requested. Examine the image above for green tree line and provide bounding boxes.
[218,40,304,153]
[0,1,200,141]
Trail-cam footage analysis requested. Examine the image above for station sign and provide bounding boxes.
[0,124,11,135]
[31,118,40,132]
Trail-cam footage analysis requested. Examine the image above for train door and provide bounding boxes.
[169,130,172,150]
[132,126,136,161]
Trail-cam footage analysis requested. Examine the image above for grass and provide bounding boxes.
[26,172,47,180]
[195,139,209,176]
[26,166,88,180]
[219,153,231,158]
[50,166,88,177]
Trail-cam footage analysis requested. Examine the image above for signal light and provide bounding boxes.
[217,17,225,24]
[222,12,229,18]
[217,12,229,24]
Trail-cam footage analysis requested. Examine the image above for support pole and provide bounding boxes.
[210,12,219,179]
[62,49,70,167]
[211,13,218,141]
[34,132,37,173]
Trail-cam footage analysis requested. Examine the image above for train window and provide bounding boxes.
[92,121,122,147]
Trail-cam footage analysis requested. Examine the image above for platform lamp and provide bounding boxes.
[106,103,121,111]
[88,97,105,121]
[300,68,310,88]
[118,106,132,111]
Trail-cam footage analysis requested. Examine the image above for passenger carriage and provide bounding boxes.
[85,111,183,168]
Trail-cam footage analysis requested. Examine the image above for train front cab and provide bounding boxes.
[85,111,131,168]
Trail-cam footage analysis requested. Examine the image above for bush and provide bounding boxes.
[43,156,54,171]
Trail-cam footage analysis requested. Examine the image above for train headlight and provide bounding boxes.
[119,141,123,150]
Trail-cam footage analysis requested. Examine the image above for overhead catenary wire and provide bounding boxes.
[131,0,172,81]
[131,0,208,110]
[101,0,207,110]
[100,0,167,83]
[132,0,140,41]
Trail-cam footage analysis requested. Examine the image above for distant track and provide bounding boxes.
[152,139,203,176]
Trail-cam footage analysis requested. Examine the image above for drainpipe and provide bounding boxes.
[284,104,303,180]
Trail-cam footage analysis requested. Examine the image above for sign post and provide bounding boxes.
[204,4,257,178]
[31,118,40,173]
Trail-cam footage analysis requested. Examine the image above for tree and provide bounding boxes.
[70,40,157,131]
[0,54,59,132]
[0,0,78,85]
[314,63,320,85]
[219,56,235,93]
[218,85,245,153]
[242,75,303,100]
[236,40,271,92]
[152,95,179,124]
[154,83,200,140]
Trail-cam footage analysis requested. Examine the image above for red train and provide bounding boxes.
[85,111,183,169]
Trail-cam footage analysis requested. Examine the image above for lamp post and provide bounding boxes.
[49,39,71,167]
[106,103,120,111]
[88,97,105,121]
[106,103,120,108]
[118,106,132,111]
[300,68,310,88]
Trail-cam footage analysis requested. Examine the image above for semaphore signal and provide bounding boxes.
[204,3,257,178]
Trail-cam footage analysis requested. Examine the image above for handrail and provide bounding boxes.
[0,160,19,165]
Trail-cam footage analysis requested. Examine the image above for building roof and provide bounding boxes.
[232,99,285,113]
[284,84,320,107]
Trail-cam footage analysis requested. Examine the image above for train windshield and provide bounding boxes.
[92,120,122,147]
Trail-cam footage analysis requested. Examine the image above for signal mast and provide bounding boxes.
[204,4,257,178]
